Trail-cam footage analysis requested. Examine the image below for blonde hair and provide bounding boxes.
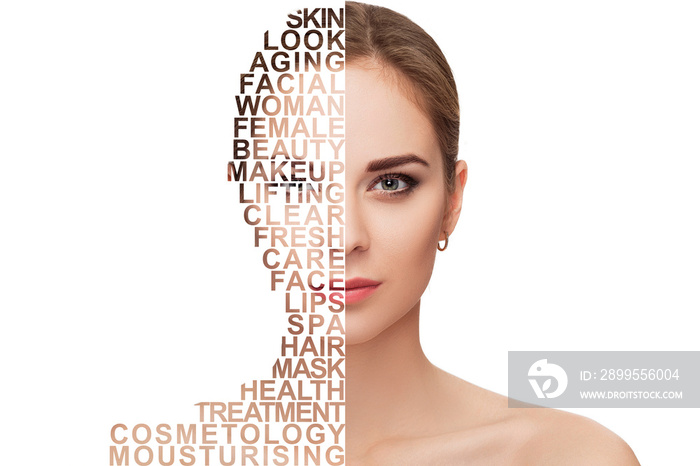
[346,1,460,189]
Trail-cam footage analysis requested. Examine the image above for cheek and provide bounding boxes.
[374,194,444,268]
[344,173,448,345]
[358,189,446,331]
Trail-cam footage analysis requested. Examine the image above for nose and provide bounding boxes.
[344,192,370,256]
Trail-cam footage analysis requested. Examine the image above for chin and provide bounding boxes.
[344,299,420,346]
[344,312,383,346]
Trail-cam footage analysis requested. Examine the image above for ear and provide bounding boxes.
[441,160,468,239]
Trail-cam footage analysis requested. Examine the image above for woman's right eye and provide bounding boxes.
[283,182,304,193]
[282,182,313,201]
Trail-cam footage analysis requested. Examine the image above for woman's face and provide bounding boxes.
[345,64,461,345]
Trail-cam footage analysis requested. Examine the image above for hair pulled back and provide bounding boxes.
[345,1,460,189]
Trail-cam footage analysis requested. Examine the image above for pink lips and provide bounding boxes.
[345,277,381,305]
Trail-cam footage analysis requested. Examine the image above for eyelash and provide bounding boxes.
[368,172,419,197]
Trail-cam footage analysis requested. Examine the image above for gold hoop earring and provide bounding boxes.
[437,232,449,251]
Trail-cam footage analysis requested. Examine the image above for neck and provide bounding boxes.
[345,300,440,452]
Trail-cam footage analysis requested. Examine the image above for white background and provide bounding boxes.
[1,1,698,465]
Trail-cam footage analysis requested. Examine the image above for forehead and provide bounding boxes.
[346,64,441,170]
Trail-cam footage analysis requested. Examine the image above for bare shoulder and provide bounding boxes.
[436,376,640,465]
[515,408,640,465]
[357,374,639,465]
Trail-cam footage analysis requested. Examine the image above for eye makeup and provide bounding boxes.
[367,172,420,198]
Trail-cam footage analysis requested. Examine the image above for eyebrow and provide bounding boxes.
[365,154,429,172]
